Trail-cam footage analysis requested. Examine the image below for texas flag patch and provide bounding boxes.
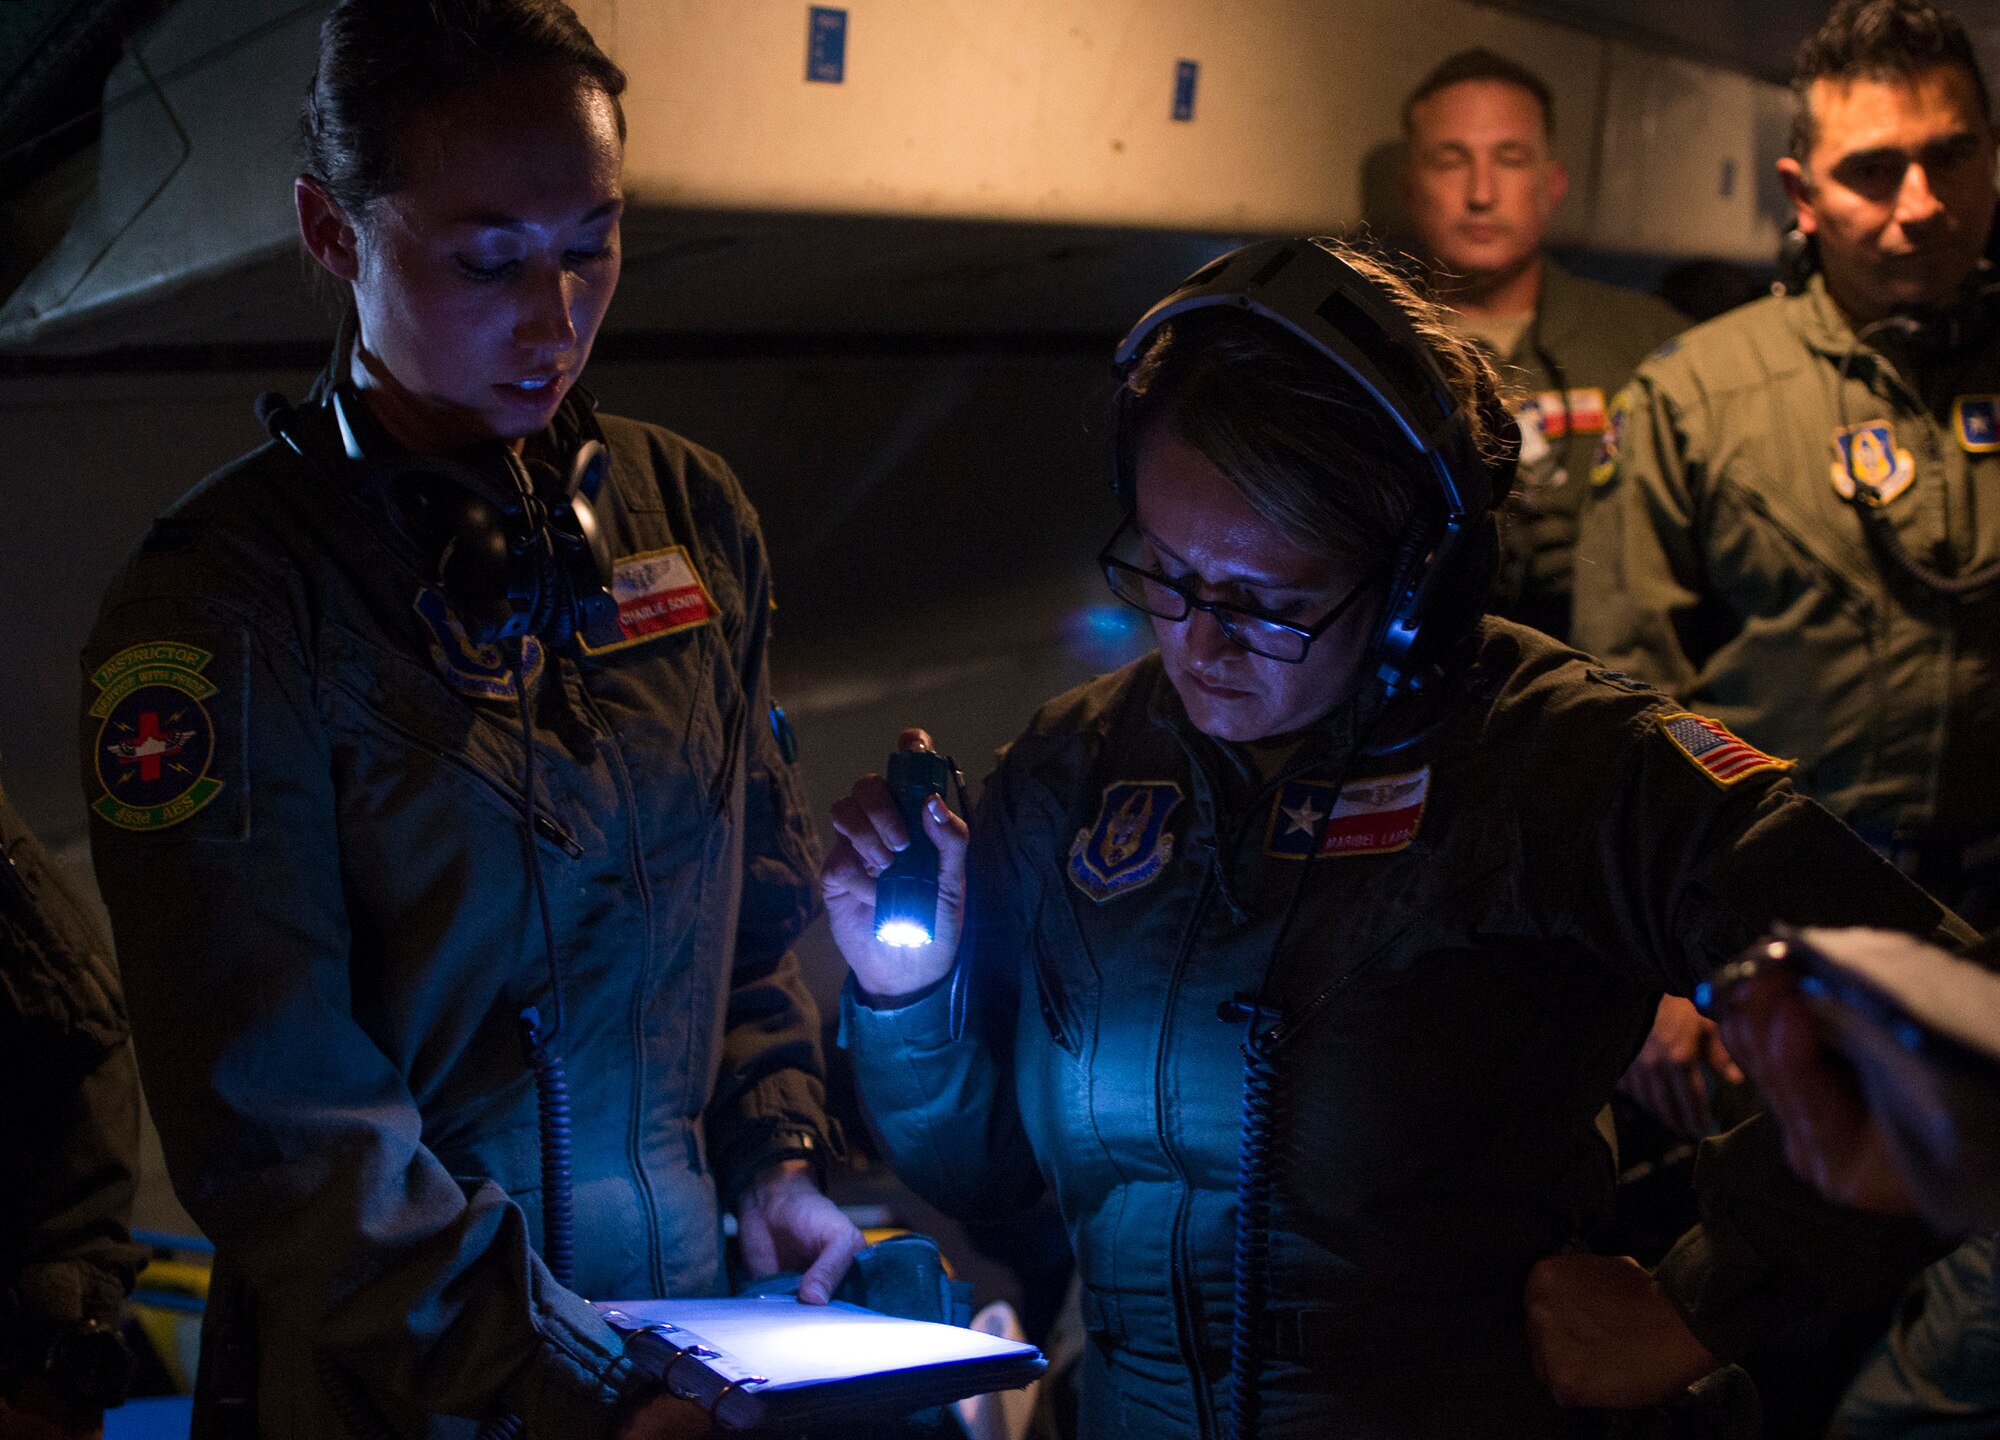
[1265,767,1430,859]
[1531,386,1607,439]
[581,546,720,655]
[1658,712,1790,786]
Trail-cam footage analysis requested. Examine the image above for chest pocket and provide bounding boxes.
[1027,881,1101,1057]
[319,619,603,855]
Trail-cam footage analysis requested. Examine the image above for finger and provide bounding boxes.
[798,1225,864,1305]
[898,728,935,754]
[1702,1025,1747,1086]
[829,790,902,870]
[819,836,879,905]
[738,1213,780,1279]
[1665,1062,1710,1139]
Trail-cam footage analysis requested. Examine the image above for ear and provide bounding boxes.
[1777,157,1818,235]
[296,175,361,282]
[1544,156,1570,211]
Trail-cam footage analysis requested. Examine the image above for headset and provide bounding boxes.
[256,384,621,651]
[1110,237,1518,699]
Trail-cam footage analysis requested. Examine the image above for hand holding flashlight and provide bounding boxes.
[823,729,970,1004]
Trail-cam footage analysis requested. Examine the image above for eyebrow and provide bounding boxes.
[445,198,625,230]
[1140,525,1309,592]
[1838,130,1981,166]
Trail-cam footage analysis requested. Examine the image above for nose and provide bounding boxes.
[1180,605,1238,666]
[1467,155,1496,212]
[516,263,579,354]
[1894,161,1945,230]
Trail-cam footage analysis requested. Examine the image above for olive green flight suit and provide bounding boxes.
[1,773,144,1374]
[1575,275,2000,920]
[1485,264,1687,640]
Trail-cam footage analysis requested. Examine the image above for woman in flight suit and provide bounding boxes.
[823,239,1966,1440]
[79,4,857,1436]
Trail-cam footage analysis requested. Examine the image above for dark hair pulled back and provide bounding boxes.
[302,0,627,216]
[1121,240,1512,563]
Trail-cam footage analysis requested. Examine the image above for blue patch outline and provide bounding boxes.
[1067,781,1182,902]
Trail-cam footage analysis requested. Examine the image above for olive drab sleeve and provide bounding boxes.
[1571,378,1712,695]
[838,747,1043,1221]
[1,783,144,1338]
[82,600,635,1439]
[701,503,833,1203]
[1514,677,1973,1359]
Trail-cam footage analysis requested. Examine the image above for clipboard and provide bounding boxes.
[595,1295,1047,1430]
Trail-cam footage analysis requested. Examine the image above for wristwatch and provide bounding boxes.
[42,1319,134,1411]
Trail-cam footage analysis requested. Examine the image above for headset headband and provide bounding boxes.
[1110,238,1504,695]
[1112,239,1492,524]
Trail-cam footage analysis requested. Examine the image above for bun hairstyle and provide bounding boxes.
[301,0,627,217]
[1119,239,1514,564]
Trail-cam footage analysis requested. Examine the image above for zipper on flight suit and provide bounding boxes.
[574,678,670,1288]
[1156,853,1223,1440]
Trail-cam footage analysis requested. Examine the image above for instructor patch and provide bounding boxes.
[1068,781,1182,902]
[1265,768,1430,859]
[1829,421,1915,505]
[88,642,226,831]
[1659,712,1790,787]
[581,546,720,655]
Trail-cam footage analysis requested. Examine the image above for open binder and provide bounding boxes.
[595,1295,1047,1430]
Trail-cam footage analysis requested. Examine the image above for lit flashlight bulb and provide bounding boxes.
[873,747,953,948]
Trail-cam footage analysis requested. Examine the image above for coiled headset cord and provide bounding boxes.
[1222,723,1381,1440]
[1836,311,2000,603]
[469,653,578,1440]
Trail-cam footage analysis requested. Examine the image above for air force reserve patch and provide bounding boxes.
[1830,420,1915,505]
[413,589,546,702]
[1068,781,1182,902]
[1589,391,1629,488]
[89,642,226,831]
[1659,712,1789,786]
[1265,767,1430,859]
[1953,396,2000,453]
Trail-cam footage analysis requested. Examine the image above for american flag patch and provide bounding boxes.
[1658,712,1789,786]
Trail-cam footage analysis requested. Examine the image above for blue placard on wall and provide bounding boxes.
[1172,60,1198,122]
[808,7,847,84]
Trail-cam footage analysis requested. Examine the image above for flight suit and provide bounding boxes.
[1573,274,2000,924]
[80,398,830,1439]
[1,774,144,1388]
[843,620,1965,1440]
[1486,263,1687,640]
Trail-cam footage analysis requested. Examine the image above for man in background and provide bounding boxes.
[1403,47,1722,1176]
[1401,47,1686,643]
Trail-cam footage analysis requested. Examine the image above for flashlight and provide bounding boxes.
[874,748,954,949]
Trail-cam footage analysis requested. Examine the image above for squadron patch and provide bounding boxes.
[1829,420,1915,505]
[1264,767,1430,860]
[1952,396,2000,453]
[1658,712,1790,787]
[1068,781,1182,902]
[88,642,226,832]
[413,589,546,702]
[1590,391,1629,487]
[580,546,720,655]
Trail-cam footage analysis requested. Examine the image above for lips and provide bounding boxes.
[1188,671,1253,700]
[495,372,568,407]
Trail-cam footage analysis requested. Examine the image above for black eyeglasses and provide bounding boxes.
[1096,515,1378,664]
